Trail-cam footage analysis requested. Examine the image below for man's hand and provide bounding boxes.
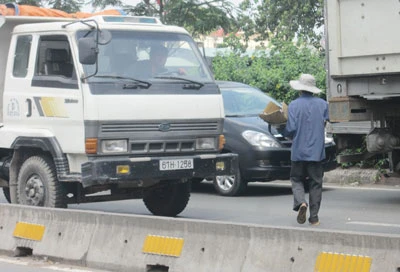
[275,123,286,135]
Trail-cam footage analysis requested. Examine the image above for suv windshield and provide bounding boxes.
[77,30,213,83]
[221,86,280,116]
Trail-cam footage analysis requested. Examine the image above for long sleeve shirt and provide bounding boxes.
[283,92,329,162]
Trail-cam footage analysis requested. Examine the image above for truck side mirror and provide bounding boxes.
[78,37,97,65]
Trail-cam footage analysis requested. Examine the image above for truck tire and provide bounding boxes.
[2,187,11,203]
[213,169,247,196]
[143,180,190,217]
[16,155,67,208]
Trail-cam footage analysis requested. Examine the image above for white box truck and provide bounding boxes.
[325,0,400,174]
[0,12,237,216]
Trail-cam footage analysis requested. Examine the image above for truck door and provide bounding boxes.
[4,34,84,153]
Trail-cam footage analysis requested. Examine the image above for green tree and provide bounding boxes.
[47,0,83,13]
[0,0,41,5]
[125,0,238,38]
[212,38,326,103]
[0,0,82,11]
[218,33,247,54]
[1,0,238,38]
[239,0,324,49]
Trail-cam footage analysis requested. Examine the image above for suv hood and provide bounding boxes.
[224,115,280,136]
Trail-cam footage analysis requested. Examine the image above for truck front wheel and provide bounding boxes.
[17,155,66,208]
[143,180,191,217]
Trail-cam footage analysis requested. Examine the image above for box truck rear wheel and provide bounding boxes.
[2,187,11,203]
[17,155,67,208]
[143,180,191,217]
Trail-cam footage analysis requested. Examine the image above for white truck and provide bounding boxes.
[0,13,237,216]
[325,0,400,173]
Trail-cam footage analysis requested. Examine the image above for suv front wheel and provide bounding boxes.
[213,169,247,196]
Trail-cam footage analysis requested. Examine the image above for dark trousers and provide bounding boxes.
[290,161,323,223]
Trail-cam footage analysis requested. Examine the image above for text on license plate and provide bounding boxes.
[160,159,194,171]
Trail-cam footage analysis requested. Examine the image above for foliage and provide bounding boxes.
[336,136,389,171]
[89,0,123,10]
[47,0,83,13]
[0,0,41,5]
[125,0,238,38]
[238,0,324,49]
[1,0,238,38]
[0,0,83,12]
[218,34,247,54]
[212,38,326,104]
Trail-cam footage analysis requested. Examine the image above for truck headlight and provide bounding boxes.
[101,140,128,153]
[196,137,216,150]
[242,130,280,148]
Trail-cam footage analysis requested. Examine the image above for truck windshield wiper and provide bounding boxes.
[154,76,204,90]
[93,75,152,89]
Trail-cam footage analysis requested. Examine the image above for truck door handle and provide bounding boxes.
[26,98,32,117]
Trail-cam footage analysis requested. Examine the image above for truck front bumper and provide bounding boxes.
[81,153,238,188]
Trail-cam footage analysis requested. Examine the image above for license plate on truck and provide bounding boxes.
[160,159,194,170]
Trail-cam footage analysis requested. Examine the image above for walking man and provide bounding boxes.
[281,74,328,226]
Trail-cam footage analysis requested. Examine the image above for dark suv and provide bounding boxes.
[198,81,337,196]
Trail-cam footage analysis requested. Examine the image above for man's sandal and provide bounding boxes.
[297,203,307,224]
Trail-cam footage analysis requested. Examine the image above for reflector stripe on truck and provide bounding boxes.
[13,222,45,241]
[34,96,68,117]
[142,235,184,257]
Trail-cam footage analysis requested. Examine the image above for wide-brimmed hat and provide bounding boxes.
[289,74,322,94]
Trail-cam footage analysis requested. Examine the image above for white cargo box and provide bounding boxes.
[326,0,400,78]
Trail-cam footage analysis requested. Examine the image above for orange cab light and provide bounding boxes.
[85,138,98,154]
[219,135,226,150]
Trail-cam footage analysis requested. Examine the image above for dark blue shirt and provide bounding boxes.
[283,92,328,161]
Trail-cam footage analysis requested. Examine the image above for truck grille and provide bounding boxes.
[131,140,195,154]
[96,120,222,155]
[101,121,219,133]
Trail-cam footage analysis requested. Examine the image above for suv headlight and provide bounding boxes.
[101,139,128,153]
[242,130,280,148]
[325,131,334,144]
[196,137,216,150]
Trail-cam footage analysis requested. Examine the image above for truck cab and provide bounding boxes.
[0,14,237,216]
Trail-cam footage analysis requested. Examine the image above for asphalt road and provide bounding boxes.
[0,255,107,272]
[1,181,399,234]
[69,180,400,235]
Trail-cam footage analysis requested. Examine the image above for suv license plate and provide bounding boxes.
[160,159,194,171]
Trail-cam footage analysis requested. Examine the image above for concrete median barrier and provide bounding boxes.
[0,204,399,271]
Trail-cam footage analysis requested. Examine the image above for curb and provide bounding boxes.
[324,167,400,187]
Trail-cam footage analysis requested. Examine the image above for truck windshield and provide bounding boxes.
[76,30,213,83]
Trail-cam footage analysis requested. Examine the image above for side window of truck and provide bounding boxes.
[13,35,32,78]
[35,35,75,79]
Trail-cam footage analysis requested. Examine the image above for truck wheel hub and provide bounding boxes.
[24,175,44,205]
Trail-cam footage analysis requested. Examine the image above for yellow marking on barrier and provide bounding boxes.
[314,252,372,272]
[142,235,184,257]
[13,222,45,241]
